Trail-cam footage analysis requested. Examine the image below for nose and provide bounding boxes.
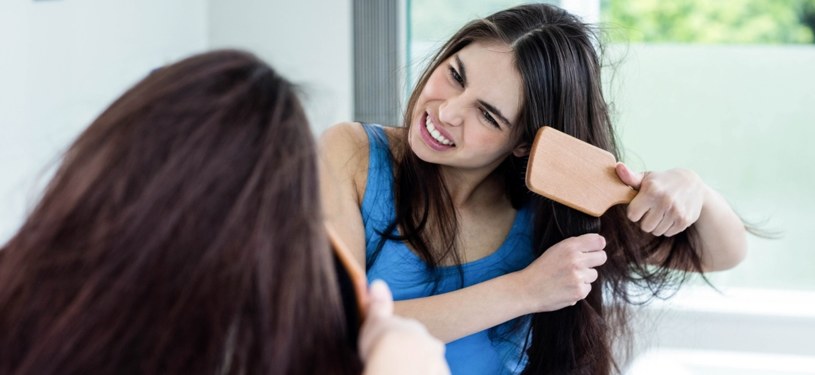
[438,95,465,127]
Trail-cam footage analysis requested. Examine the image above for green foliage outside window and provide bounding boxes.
[602,0,815,44]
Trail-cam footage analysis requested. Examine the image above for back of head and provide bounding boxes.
[0,50,360,374]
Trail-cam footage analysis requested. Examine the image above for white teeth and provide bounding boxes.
[425,114,453,146]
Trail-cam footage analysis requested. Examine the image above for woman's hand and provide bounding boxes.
[616,162,705,237]
[515,234,607,313]
[360,280,450,375]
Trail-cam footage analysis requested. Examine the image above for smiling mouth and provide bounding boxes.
[424,112,455,146]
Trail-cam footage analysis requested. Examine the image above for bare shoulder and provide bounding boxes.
[319,122,369,156]
[318,122,370,203]
[320,121,404,150]
[319,122,374,267]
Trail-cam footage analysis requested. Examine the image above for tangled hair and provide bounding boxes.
[0,50,361,374]
[386,4,704,374]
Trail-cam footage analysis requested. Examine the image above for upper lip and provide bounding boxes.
[426,110,455,144]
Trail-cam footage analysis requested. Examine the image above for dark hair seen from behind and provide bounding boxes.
[0,50,362,375]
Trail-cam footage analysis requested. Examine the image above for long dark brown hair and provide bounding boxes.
[0,50,361,374]
[382,4,705,374]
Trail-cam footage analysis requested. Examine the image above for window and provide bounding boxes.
[407,0,554,90]
[407,0,815,291]
[406,1,815,372]
[599,0,815,291]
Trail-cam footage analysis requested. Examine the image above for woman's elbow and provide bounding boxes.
[702,228,748,272]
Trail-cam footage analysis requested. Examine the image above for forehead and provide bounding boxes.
[452,41,523,124]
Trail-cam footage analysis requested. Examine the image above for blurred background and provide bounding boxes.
[1,0,813,373]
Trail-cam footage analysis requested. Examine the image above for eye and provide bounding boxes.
[448,66,464,87]
[481,108,500,128]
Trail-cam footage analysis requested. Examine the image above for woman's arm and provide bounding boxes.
[320,123,608,343]
[398,234,607,343]
[694,186,749,271]
[616,163,748,272]
[318,122,370,268]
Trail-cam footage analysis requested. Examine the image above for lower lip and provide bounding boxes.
[418,112,454,152]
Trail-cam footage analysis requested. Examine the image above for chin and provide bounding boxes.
[405,129,431,164]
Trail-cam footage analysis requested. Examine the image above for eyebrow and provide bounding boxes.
[479,100,512,127]
[455,55,513,128]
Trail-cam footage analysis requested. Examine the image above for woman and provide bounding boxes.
[0,50,449,375]
[320,3,747,375]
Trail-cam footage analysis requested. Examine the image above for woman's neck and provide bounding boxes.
[391,126,508,209]
[439,165,506,209]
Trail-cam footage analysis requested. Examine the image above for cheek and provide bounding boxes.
[420,68,450,101]
[473,133,515,156]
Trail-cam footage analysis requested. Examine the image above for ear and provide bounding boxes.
[512,143,530,157]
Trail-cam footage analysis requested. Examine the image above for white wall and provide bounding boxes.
[606,44,815,290]
[0,1,354,243]
[208,0,353,134]
[0,0,207,242]
[628,288,815,374]
[609,44,815,373]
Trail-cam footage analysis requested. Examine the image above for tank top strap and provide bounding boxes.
[360,123,396,229]
[361,124,392,177]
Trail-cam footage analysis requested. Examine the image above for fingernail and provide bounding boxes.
[369,279,388,300]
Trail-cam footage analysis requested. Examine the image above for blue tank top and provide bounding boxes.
[360,124,535,375]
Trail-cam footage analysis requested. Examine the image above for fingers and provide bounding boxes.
[582,268,599,284]
[582,248,607,268]
[566,233,607,264]
[527,234,610,311]
[663,223,686,238]
[358,281,450,375]
[652,215,675,237]
[572,283,592,305]
[624,168,705,237]
[560,233,606,252]
[569,236,604,302]
[632,205,674,236]
[638,208,663,233]
[626,202,649,224]
[367,279,393,317]
[359,280,394,360]
[616,162,643,190]
[625,173,672,235]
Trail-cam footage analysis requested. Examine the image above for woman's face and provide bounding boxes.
[408,41,524,173]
